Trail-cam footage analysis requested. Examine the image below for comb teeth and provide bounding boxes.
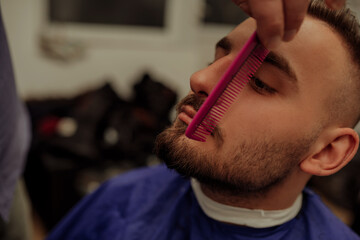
[185,32,269,142]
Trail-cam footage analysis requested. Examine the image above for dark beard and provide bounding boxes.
[154,94,203,170]
[154,95,319,196]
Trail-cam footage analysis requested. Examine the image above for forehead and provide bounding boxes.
[227,17,351,96]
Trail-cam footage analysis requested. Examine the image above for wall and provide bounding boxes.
[0,0,234,101]
[1,0,359,101]
[348,0,360,17]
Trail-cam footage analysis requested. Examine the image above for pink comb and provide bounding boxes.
[185,31,269,142]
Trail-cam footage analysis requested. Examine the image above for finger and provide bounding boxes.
[282,0,310,42]
[325,0,346,10]
[248,0,284,49]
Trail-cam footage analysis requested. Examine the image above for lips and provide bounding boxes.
[178,105,197,125]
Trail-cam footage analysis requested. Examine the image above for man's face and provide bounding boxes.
[155,17,350,194]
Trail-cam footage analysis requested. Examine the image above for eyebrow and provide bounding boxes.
[264,51,298,82]
[216,37,298,84]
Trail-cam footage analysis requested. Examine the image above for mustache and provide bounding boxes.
[176,94,204,114]
[176,94,224,147]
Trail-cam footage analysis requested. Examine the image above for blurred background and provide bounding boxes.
[1,0,360,239]
[1,0,248,101]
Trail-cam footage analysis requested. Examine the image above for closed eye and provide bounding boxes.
[249,76,277,95]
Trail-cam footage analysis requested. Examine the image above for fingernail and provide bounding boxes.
[328,1,343,10]
[283,30,297,42]
[266,36,282,50]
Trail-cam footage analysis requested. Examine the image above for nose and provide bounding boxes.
[190,63,223,99]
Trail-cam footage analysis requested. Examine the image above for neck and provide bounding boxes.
[199,168,310,210]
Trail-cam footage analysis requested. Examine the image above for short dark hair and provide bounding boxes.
[308,0,360,127]
[308,0,360,66]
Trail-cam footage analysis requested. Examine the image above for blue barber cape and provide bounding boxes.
[47,164,360,240]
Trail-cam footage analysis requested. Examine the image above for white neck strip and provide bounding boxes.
[191,178,302,228]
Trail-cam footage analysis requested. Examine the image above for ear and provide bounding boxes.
[300,128,359,176]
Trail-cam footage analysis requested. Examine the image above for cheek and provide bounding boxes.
[219,97,315,144]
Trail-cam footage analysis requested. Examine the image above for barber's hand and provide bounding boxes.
[232,0,346,49]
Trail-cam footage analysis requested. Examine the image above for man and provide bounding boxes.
[47,0,360,239]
